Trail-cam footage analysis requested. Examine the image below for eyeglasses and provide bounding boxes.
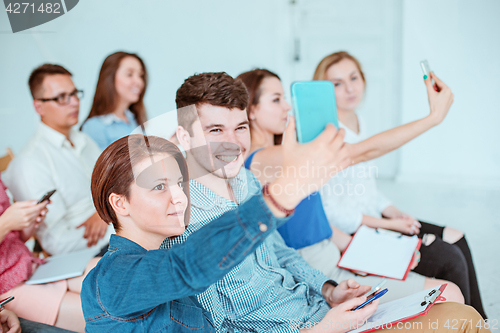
[36,90,84,106]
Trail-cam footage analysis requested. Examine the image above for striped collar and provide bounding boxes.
[188,168,260,211]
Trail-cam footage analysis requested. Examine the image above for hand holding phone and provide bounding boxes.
[420,60,439,92]
[37,189,56,204]
[291,81,339,143]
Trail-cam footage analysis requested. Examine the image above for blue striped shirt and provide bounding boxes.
[161,169,331,333]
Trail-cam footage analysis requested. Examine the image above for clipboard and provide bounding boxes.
[337,225,421,280]
[350,284,448,333]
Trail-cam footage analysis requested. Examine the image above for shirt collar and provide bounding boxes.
[36,122,86,151]
[107,234,147,254]
[188,168,257,211]
[99,109,135,125]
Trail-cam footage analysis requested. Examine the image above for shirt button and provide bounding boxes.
[258,222,268,232]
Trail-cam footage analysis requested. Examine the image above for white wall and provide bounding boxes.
[0,0,291,154]
[398,0,500,187]
[1,0,499,189]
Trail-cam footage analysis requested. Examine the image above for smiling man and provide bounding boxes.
[160,72,371,332]
[4,64,113,255]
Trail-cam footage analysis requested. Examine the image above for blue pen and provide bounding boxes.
[351,288,388,311]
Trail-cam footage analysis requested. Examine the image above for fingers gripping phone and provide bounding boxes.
[420,60,439,91]
[291,81,339,143]
[37,189,56,204]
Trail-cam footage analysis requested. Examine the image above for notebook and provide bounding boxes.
[337,225,421,280]
[25,248,99,285]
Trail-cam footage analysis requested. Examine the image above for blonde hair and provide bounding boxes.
[313,51,366,83]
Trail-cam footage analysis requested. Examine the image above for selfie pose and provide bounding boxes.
[314,51,485,318]
[239,68,463,303]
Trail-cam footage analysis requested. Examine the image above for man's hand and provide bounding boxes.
[322,279,371,308]
[301,297,378,333]
[0,309,21,333]
[271,117,350,210]
[76,213,108,247]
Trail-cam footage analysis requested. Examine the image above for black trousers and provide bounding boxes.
[412,221,487,319]
[19,318,76,333]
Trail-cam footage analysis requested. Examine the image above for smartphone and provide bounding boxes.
[352,288,388,311]
[291,81,338,144]
[37,189,56,204]
[420,60,438,91]
[420,60,431,77]
[0,296,14,309]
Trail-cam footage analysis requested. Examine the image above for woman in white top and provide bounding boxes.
[315,51,486,318]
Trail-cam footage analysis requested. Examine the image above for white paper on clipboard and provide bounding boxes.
[349,285,446,333]
[337,225,419,280]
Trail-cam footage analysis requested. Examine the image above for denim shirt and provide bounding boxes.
[162,169,332,333]
[81,194,289,333]
[81,109,138,150]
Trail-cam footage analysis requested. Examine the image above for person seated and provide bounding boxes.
[238,67,484,315]
[81,131,488,333]
[81,129,352,331]
[161,72,469,332]
[313,51,486,318]
[3,64,113,256]
[0,176,98,332]
[81,52,148,150]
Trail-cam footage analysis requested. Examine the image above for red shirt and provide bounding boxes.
[0,178,42,294]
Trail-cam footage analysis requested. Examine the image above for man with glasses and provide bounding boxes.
[4,64,113,256]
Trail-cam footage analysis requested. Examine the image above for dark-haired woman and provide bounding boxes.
[82,52,148,150]
[238,68,468,304]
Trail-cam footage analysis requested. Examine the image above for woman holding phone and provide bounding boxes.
[82,51,148,150]
[313,51,485,318]
[0,176,99,332]
[238,68,466,304]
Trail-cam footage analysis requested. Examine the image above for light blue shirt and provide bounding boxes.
[81,109,138,150]
[161,168,331,333]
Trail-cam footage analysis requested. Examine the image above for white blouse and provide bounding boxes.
[4,122,114,255]
[320,116,392,234]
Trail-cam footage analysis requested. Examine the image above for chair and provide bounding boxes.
[0,148,14,172]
